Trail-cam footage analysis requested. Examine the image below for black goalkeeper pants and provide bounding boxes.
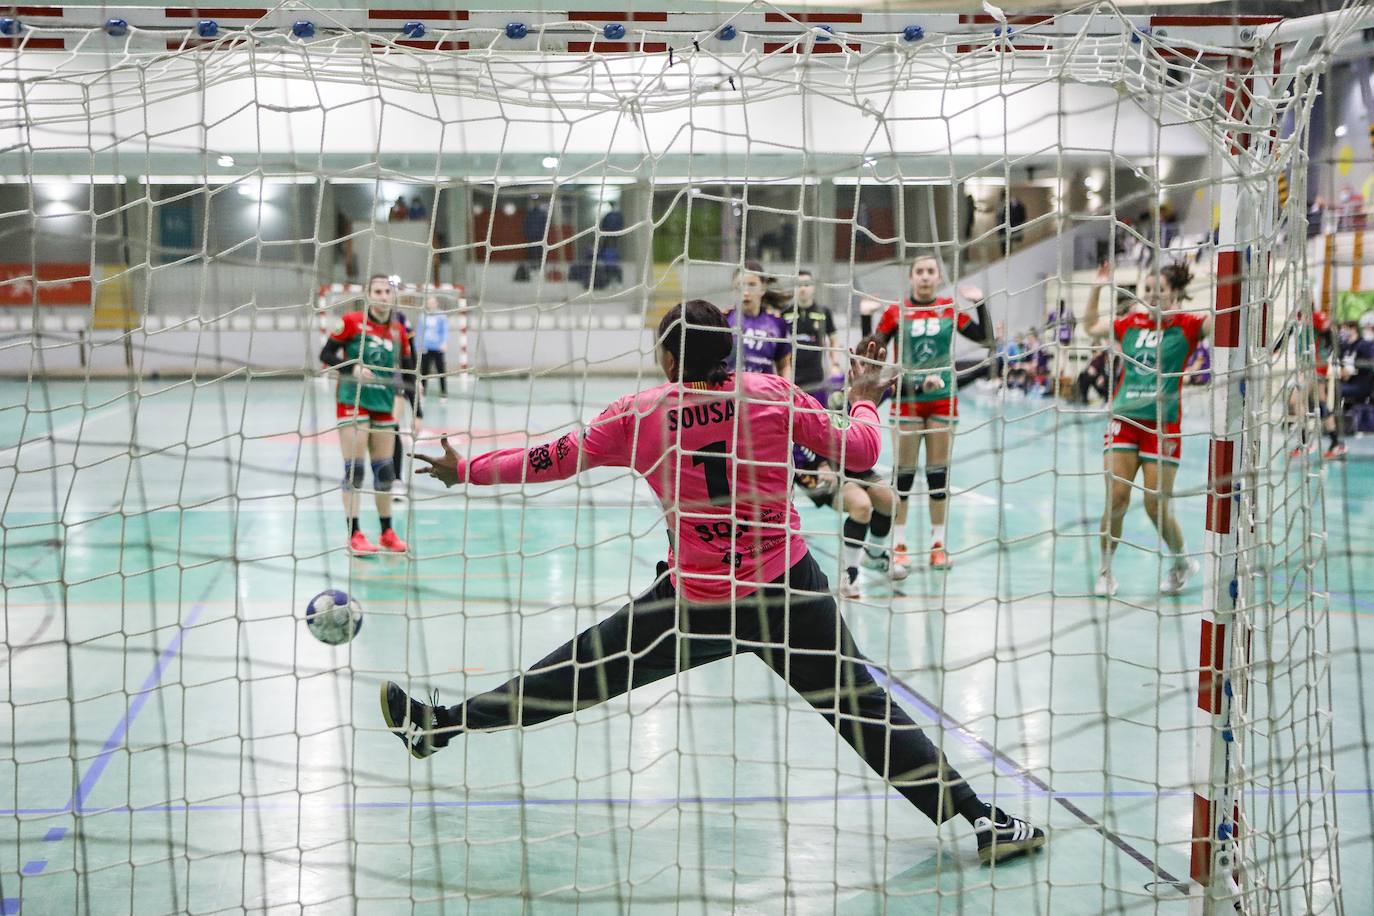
[439,551,978,825]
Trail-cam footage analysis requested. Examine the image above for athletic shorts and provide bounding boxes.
[802,468,884,509]
[336,402,397,426]
[1105,416,1181,465]
[895,398,957,422]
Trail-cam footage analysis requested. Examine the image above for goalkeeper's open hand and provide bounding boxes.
[414,436,465,487]
[846,338,894,406]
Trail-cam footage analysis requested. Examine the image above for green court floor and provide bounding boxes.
[1,375,1369,914]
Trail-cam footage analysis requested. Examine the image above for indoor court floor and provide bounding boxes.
[1,372,1369,914]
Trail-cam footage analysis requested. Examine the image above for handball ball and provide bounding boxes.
[305,589,364,645]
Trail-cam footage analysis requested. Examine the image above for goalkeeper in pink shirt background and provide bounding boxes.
[380,298,1045,865]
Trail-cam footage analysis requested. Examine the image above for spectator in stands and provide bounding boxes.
[523,197,550,264]
[408,196,427,221]
[1077,349,1112,404]
[389,196,409,222]
[1308,196,1327,237]
[1339,317,1374,409]
[1006,333,1032,391]
[1158,201,1180,249]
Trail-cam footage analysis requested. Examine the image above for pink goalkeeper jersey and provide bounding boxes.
[455,372,882,602]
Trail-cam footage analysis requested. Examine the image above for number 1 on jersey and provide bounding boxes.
[692,440,732,505]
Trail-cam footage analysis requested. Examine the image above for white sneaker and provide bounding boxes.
[840,567,861,599]
[1160,558,1200,595]
[1094,571,1119,596]
[862,550,910,581]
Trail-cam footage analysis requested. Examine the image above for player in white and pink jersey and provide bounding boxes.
[380,299,1045,865]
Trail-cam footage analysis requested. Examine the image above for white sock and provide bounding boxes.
[930,524,946,546]
[843,541,862,571]
[1100,551,1114,576]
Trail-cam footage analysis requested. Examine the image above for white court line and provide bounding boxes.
[0,394,132,462]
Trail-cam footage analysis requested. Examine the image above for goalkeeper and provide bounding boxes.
[382,299,1045,865]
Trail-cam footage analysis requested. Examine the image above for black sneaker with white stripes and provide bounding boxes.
[974,808,1047,864]
[379,681,448,759]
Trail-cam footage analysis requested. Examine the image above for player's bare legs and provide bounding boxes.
[1097,449,1139,596]
[339,419,378,554]
[892,418,923,565]
[923,421,954,568]
[858,473,906,580]
[838,480,873,597]
[1142,459,1196,593]
[368,425,408,553]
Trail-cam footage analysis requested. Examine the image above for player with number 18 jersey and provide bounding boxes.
[1106,310,1206,465]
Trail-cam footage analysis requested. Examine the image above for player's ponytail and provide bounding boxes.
[1161,263,1193,301]
[658,299,732,385]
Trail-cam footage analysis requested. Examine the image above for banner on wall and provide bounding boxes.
[0,263,92,306]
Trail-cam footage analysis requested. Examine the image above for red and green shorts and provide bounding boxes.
[1105,416,1181,465]
[336,402,397,427]
[895,398,957,423]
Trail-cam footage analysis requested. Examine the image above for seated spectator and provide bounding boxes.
[408,196,427,221]
[389,196,409,222]
[1339,317,1374,408]
[1077,349,1112,404]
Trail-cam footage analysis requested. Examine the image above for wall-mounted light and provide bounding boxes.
[1335,124,1349,138]
[542,156,559,169]
[217,155,235,167]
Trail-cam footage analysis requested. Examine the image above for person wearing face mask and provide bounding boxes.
[1083,262,1210,597]
[1338,317,1374,416]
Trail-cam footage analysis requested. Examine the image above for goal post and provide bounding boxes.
[0,3,1363,913]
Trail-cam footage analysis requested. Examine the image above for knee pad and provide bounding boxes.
[895,468,918,502]
[343,459,365,491]
[926,465,949,502]
[372,459,395,490]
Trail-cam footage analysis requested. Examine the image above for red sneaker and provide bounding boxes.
[379,528,409,553]
[350,530,379,556]
[1323,444,1348,460]
[929,543,952,570]
[893,542,912,568]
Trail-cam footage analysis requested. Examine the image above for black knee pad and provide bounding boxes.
[372,459,395,489]
[895,468,918,502]
[343,459,365,490]
[926,465,949,501]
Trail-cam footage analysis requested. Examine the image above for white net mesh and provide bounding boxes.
[0,3,1365,913]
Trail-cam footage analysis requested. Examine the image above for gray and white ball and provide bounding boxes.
[305,589,364,645]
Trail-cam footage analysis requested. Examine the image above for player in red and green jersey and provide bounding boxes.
[1084,262,1211,597]
[319,273,411,556]
[1278,301,1343,459]
[869,254,993,571]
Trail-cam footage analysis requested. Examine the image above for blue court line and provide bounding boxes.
[1272,572,1374,615]
[66,602,206,813]
[3,785,1369,817]
[870,666,1191,894]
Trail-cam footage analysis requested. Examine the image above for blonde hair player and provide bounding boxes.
[867,254,993,570]
[318,273,411,556]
